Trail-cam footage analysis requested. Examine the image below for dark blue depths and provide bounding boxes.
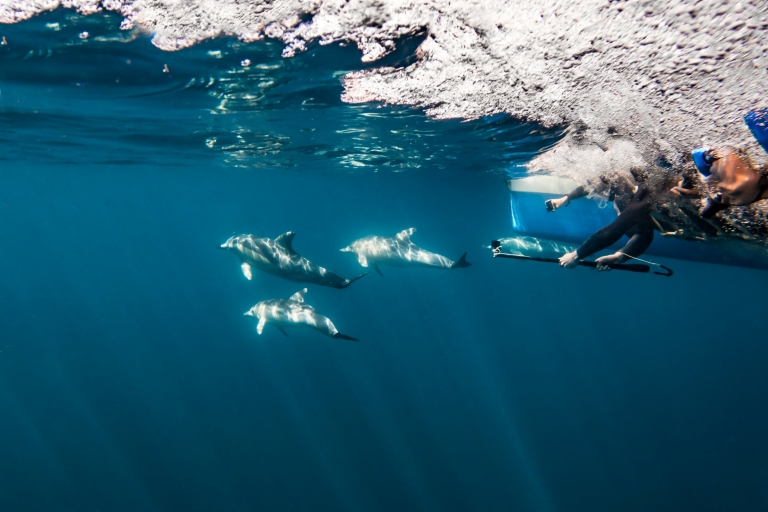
[1,11,768,512]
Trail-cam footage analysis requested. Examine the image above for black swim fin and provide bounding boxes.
[278,327,289,337]
[372,264,383,276]
[451,252,472,269]
[333,333,358,341]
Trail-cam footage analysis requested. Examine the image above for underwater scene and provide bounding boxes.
[1,2,768,511]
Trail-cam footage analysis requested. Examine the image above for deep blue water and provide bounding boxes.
[1,10,768,512]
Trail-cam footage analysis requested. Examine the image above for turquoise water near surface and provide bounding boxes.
[1,11,767,512]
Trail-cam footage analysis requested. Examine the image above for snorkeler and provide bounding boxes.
[681,108,768,219]
[555,173,656,270]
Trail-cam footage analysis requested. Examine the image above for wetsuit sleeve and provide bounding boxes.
[617,221,654,258]
[566,186,588,202]
[576,186,652,259]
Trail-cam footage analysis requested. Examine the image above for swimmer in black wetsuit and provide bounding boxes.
[555,176,655,270]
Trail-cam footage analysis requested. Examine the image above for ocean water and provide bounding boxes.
[1,10,768,512]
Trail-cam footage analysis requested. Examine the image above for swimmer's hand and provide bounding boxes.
[595,252,625,271]
[559,251,581,269]
[670,179,699,197]
[546,195,570,212]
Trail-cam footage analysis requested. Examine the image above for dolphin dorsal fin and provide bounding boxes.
[275,231,296,253]
[396,228,416,241]
[289,288,308,302]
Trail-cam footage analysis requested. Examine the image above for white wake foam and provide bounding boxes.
[2,0,767,179]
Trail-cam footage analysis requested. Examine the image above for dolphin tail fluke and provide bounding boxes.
[333,332,359,341]
[340,271,369,289]
[451,252,472,269]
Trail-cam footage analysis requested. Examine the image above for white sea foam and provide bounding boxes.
[2,0,767,179]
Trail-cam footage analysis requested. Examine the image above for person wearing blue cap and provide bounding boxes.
[682,109,768,219]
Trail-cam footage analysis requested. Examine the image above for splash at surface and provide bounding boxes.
[3,0,767,170]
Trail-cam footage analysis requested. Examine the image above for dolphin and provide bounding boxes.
[340,228,471,276]
[244,288,358,341]
[221,232,367,289]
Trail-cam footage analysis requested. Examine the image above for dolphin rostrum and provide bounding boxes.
[221,232,367,289]
[244,288,358,341]
[340,228,471,276]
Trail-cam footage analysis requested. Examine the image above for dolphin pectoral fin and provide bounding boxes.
[333,332,359,341]
[289,288,308,302]
[241,262,253,280]
[277,327,289,337]
[256,318,266,335]
[372,264,383,276]
[450,252,472,269]
[357,254,369,267]
[396,228,416,241]
[275,231,296,253]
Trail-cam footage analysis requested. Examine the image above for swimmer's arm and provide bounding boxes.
[549,186,588,211]
[560,222,626,268]
[595,225,654,271]
[576,187,652,259]
[573,219,630,261]
[594,251,625,270]
[670,185,700,197]
[618,223,654,259]
[566,186,588,202]
[562,190,652,269]
[670,177,700,197]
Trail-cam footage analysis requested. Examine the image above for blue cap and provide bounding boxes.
[692,146,713,176]
[744,108,768,154]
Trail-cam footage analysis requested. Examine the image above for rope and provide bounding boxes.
[618,252,674,277]
[618,252,657,266]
